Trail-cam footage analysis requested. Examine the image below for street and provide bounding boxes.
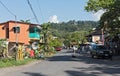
[0,49,120,76]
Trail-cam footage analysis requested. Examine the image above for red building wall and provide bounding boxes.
[0,22,8,39]
[0,21,32,44]
[9,22,30,44]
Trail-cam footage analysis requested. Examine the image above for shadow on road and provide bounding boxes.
[65,70,99,76]
[65,64,120,76]
[48,55,81,61]
[48,50,120,76]
[23,72,46,76]
[48,54,120,67]
[48,50,120,67]
[75,64,120,75]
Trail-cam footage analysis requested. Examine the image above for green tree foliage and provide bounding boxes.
[100,0,120,35]
[85,0,115,12]
[41,23,50,51]
[62,31,88,46]
[0,39,8,58]
[71,31,88,44]
[0,39,6,53]
[85,0,120,35]
[41,23,63,52]
[50,20,97,33]
[49,38,62,48]
[20,20,31,23]
[63,40,70,47]
[48,20,97,46]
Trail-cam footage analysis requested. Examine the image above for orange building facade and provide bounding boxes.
[0,21,40,45]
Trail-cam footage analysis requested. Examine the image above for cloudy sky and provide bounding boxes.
[48,15,59,23]
[0,0,104,24]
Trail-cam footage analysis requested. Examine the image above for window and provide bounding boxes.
[29,27,40,33]
[6,28,9,38]
[29,27,35,33]
[13,26,20,33]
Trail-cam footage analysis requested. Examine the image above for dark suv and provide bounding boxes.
[90,45,112,59]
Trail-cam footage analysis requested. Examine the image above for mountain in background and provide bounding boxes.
[47,20,98,44]
[49,20,98,32]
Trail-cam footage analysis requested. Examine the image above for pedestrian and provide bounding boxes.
[72,45,77,58]
[30,48,34,58]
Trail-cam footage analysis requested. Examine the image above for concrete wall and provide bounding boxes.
[0,21,31,44]
[9,22,30,44]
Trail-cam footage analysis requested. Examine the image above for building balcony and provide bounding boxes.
[29,33,40,39]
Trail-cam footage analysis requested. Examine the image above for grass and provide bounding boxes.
[0,51,56,68]
[0,58,37,68]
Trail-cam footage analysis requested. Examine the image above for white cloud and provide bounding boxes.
[48,15,59,23]
[93,10,105,21]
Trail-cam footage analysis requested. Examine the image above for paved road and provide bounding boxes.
[0,49,120,76]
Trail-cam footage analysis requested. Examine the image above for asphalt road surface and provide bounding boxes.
[0,49,120,76]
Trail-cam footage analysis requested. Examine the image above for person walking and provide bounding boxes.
[72,45,77,58]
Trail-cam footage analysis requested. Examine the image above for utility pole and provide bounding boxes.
[102,29,104,45]
[14,15,19,60]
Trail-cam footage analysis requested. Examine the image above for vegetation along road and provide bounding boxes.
[0,49,120,76]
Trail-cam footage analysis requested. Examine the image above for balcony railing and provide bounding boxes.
[29,33,40,39]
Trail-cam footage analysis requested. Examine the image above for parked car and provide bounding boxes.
[56,47,62,51]
[90,45,112,59]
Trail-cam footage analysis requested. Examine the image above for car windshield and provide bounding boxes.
[92,45,106,50]
[96,46,106,50]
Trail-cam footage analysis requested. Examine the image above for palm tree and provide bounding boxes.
[41,23,50,52]
[20,20,31,23]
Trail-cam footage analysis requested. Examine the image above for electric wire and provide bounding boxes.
[27,0,39,24]
[0,0,16,19]
[37,0,44,23]
[0,0,18,46]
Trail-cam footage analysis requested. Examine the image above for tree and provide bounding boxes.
[20,20,31,23]
[63,31,88,47]
[63,39,70,47]
[43,21,97,47]
[85,0,120,35]
[0,39,8,58]
[49,20,97,33]
[85,0,115,12]
[41,23,50,52]
[49,38,62,48]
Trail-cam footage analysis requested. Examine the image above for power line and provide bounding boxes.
[0,0,16,19]
[37,0,44,22]
[0,0,18,52]
[27,0,39,24]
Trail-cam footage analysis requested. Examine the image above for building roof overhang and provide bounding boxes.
[0,20,41,26]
